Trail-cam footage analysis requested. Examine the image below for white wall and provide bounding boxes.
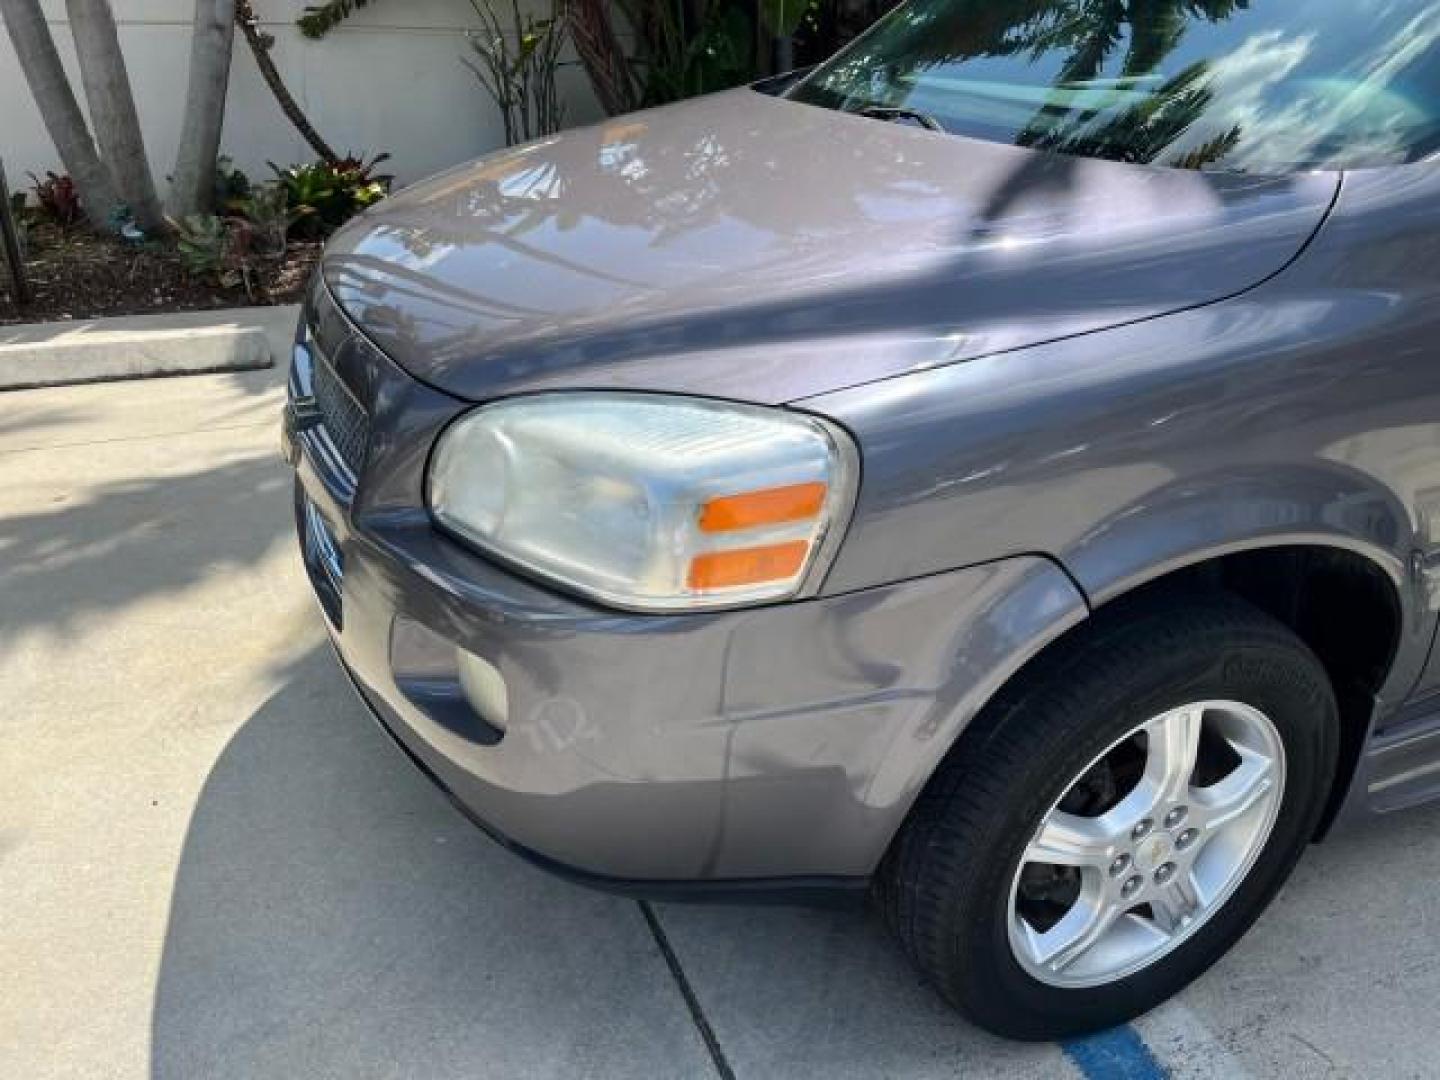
[0,0,605,196]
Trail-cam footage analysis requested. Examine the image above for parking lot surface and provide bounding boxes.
[5,314,1440,1078]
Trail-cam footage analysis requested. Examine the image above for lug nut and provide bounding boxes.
[1155,862,1177,885]
[1164,806,1188,829]
[1177,828,1200,850]
[1131,818,1154,841]
[1109,853,1131,877]
[1121,875,1144,899]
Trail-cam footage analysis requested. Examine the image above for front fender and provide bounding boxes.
[848,554,1088,869]
[803,287,1440,706]
[1061,463,1431,702]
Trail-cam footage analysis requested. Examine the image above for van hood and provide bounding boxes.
[322,88,1338,405]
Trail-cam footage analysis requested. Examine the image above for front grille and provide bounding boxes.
[312,348,370,477]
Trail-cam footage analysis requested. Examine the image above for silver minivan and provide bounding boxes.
[286,0,1440,1038]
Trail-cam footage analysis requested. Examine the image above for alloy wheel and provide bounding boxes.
[1007,700,1285,989]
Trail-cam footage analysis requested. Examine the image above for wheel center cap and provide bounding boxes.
[1134,833,1173,873]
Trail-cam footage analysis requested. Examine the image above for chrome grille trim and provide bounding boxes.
[303,496,344,589]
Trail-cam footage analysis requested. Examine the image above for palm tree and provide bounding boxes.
[0,0,120,223]
[6,0,236,224]
[1066,0,1248,79]
[1041,60,1242,166]
[66,0,166,230]
[169,0,237,217]
[1014,0,1251,160]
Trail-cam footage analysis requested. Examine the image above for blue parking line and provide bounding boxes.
[1062,1024,1169,1079]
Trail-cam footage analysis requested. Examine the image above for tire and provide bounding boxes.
[877,592,1338,1040]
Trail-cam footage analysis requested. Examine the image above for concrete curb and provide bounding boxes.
[0,309,279,391]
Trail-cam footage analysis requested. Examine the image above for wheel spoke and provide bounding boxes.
[1019,891,1124,973]
[1146,705,1203,802]
[1025,810,1114,870]
[1194,746,1277,832]
[1149,869,1202,934]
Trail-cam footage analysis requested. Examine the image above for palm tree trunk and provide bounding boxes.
[0,0,120,225]
[168,0,237,218]
[65,0,166,231]
[234,0,339,165]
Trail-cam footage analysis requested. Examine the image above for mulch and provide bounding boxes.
[0,221,320,326]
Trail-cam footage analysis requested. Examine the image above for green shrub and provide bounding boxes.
[236,182,299,256]
[174,214,228,278]
[268,153,392,238]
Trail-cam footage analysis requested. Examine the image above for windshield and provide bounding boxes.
[787,0,1440,173]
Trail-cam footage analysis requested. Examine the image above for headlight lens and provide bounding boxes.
[428,393,859,611]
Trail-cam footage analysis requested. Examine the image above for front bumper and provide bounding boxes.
[285,286,1088,887]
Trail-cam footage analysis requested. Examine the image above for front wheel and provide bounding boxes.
[878,595,1338,1040]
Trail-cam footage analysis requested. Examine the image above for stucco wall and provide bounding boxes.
[1,0,606,196]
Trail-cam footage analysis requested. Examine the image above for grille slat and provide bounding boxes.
[312,349,370,477]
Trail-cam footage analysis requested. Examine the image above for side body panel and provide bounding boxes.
[805,162,1440,813]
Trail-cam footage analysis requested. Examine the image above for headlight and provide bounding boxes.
[427,393,859,611]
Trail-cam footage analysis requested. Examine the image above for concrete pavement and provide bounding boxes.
[4,308,1440,1078]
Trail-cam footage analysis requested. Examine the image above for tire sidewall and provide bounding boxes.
[951,623,1337,1036]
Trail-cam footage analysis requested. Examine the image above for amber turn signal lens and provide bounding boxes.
[687,540,810,591]
[698,482,828,533]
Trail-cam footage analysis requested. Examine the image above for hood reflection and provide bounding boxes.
[323,89,1336,404]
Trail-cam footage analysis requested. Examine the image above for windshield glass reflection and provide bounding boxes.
[789,0,1440,173]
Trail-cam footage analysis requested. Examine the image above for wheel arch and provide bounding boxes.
[881,538,1417,873]
[1079,541,1409,836]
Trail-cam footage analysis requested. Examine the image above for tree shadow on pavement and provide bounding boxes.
[0,400,90,442]
[0,449,294,641]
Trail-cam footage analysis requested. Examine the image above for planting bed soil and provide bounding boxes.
[0,222,319,326]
